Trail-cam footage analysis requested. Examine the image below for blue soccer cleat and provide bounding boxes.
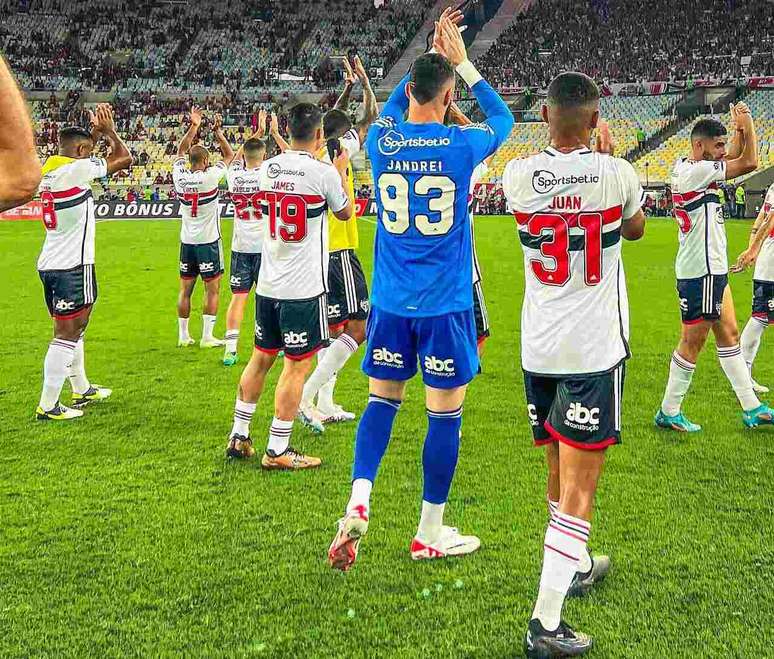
[655,410,702,433]
[742,404,774,428]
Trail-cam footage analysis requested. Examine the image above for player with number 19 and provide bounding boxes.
[327,8,513,571]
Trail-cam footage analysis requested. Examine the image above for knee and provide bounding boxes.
[347,321,366,345]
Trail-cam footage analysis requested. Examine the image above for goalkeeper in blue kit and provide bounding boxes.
[328,8,514,570]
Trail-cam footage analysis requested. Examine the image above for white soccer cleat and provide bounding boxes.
[36,402,84,421]
[297,400,325,434]
[71,385,112,408]
[318,403,356,424]
[200,337,226,348]
[178,337,196,347]
[410,525,481,561]
[752,378,770,394]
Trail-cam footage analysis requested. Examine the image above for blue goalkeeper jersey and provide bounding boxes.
[367,72,513,317]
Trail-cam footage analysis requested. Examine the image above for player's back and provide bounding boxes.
[754,184,774,282]
[670,157,727,279]
[226,161,263,254]
[37,156,107,271]
[172,158,226,245]
[318,128,360,251]
[256,150,346,301]
[504,147,643,375]
[367,120,481,317]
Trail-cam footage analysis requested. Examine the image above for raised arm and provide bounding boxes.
[726,103,746,160]
[0,56,41,211]
[177,106,202,158]
[731,203,774,272]
[212,113,235,166]
[95,104,133,176]
[725,105,758,180]
[352,55,378,143]
[232,109,267,164]
[269,113,289,153]
[334,58,356,111]
[447,102,494,167]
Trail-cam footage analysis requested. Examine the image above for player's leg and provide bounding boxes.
[177,243,198,346]
[329,306,414,571]
[261,295,327,469]
[740,280,772,392]
[656,277,713,431]
[200,240,225,347]
[712,283,774,426]
[410,309,480,560]
[223,293,248,364]
[223,252,258,365]
[473,281,490,369]
[226,294,281,459]
[525,366,623,658]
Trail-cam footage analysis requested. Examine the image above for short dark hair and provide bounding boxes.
[288,103,322,141]
[411,53,455,105]
[243,138,266,158]
[547,72,600,109]
[59,126,93,148]
[189,144,208,166]
[323,109,352,140]
[691,118,727,142]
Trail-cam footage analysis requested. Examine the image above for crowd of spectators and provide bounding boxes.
[476,0,774,89]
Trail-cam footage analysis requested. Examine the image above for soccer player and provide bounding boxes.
[733,181,774,393]
[655,104,774,431]
[173,108,234,348]
[36,105,133,420]
[0,55,41,211]
[222,109,269,366]
[297,55,378,429]
[504,73,646,657]
[224,103,352,470]
[327,9,513,570]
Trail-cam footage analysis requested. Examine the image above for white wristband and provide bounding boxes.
[456,60,482,87]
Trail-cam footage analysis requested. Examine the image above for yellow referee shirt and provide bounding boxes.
[318,128,360,252]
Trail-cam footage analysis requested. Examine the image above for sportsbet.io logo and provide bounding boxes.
[377,130,451,156]
[531,170,600,194]
[267,163,305,178]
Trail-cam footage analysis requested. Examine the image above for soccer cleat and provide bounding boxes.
[742,404,774,428]
[567,554,611,598]
[178,337,196,347]
[36,402,84,421]
[524,618,593,658]
[223,351,239,366]
[318,403,356,424]
[328,505,370,571]
[200,337,226,348]
[226,434,255,459]
[410,525,481,561]
[654,410,701,432]
[71,385,112,408]
[261,446,322,470]
[297,400,325,434]
[751,378,770,394]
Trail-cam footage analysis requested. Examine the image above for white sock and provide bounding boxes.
[267,417,293,455]
[548,497,591,573]
[346,478,373,514]
[39,339,76,411]
[178,317,191,341]
[302,334,358,404]
[69,335,90,394]
[230,398,256,437]
[741,317,767,372]
[318,375,337,410]
[532,512,590,631]
[660,351,696,416]
[416,500,445,543]
[202,314,217,341]
[225,329,239,354]
[717,344,760,411]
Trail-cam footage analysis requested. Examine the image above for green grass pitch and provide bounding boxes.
[1,215,773,657]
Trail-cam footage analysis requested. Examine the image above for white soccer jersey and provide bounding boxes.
[503,146,644,376]
[754,184,774,282]
[470,162,487,285]
[319,128,361,164]
[256,150,349,300]
[227,160,263,254]
[671,158,727,279]
[172,158,226,244]
[37,156,108,271]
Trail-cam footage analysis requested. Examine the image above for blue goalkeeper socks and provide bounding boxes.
[422,407,463,504]
[352,394,402,483]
